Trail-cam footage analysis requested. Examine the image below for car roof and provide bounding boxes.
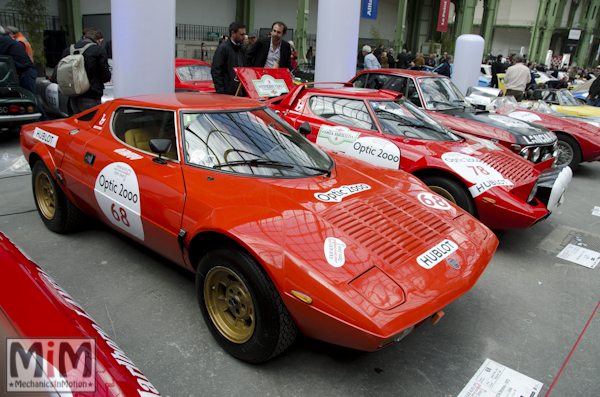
[359,69,433,78]
[114,92,264,110]
[175,58,211,67]
[302,86,399,100]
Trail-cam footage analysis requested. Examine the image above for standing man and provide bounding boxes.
[425,53,436,67]
[0,26,47,120]
[396,49,409,69]
[61,27,111,114]
[362,45,381,70]
[5,26,32,62]
[246,21,291,69]
[244,31,257,55]
[491,54,505,88]
[211,21,246,95]
[414,52,425,66]
[503,54,530,102]
[586,72,600,106]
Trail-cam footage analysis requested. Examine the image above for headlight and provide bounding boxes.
[531,147,541,162]
[519,147,530,160]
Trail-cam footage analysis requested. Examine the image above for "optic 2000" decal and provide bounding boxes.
[315,183,371,203]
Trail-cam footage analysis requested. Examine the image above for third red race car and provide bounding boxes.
[234,68,572,230]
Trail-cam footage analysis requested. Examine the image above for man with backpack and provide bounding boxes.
[59,27,111,114]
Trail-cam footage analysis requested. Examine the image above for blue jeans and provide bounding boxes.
[587,97,600,107]
[69,97,101,115]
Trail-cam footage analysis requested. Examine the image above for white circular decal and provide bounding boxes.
[508,111,542,123]
[324,237,347,267]
[441,152,513,197]
[94,162,144,240]
[488,114,535,129]
[417,192,453,210]
[45,83,60,114]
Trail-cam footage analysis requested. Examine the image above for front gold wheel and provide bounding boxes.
[428,185,457,204]
[204,266,255,344]
[34,170,56,220]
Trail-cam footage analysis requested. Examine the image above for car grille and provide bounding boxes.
[479,151,537,184]
[320,189,453,268]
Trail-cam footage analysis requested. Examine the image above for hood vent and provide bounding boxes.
[478,151,536,183]
[321,190,453,268]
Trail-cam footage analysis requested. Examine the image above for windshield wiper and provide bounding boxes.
[298,164,332,177]
[428,99,458,108]
[213,159,294,169]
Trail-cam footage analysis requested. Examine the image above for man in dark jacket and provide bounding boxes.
[211,21,246,95]
[61,27,111,114]
[396,49,409,69]
[587,73,600,106]
[491,55,505,88]
[246,22,291,69]
[0,25,47,120]
[436,56,452,77]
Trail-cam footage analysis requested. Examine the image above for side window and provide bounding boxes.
[112,107,178,160]
[406,79,422,107]
[176,65,213,81]
[366,74,406,92]
[308,96,376,130]
[353,74,368,88]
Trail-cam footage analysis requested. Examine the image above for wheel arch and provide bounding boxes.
[554,130,582,159]
[188,231,246,272]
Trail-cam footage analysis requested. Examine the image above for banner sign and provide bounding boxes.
[437,0,451,32]
[361,0,378,20]
[565,29,581,54]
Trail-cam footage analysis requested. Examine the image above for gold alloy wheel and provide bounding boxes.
[204,266,255,343]
[428,186,457,204]
[35,171,56,220]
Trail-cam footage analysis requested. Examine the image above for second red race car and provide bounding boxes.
[235,68,572,230]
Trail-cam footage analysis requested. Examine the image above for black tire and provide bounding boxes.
[555,134,581,171]
[32,161,84,233]
[196,247,298,363]
[420,175,477,217]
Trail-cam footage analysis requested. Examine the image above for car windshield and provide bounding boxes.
[181,107,333,177]
[176,64,212,82]
[418,77,470,110]
[370,99,461,141]
[0,56,19,86]
[558,90,580,106]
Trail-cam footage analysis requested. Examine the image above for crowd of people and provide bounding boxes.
[358,45,453,77]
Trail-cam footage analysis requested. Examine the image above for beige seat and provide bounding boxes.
[124,127,177,160]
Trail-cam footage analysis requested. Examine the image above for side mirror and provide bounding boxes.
[298,121,312,137]
[149,138,172,164]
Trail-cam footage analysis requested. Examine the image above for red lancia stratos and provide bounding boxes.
[235,68,572,231]
[21,92,497,363]
[350,69,560,166]
[0,230,161,396]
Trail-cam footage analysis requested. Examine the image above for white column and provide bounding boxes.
[111,0,175,99]
[314,0,361,83]
[451,34,484,95]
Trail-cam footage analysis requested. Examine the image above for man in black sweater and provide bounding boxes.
[211,21,247,95]
[245,22,291,69]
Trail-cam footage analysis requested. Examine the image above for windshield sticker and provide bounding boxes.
[94,162,144,240]
[508,111,542,123]
[488,114,538,130]
[315,184,371,203]
[522,132,555,145]
[417,239,459,269]
[442,152,513,197]
[33,127,58,148]
[45,83,60,114]
[317,126,400,169]
[252,75,289,97]
[114,148,143,160]
[417,192,453,211]
[317,125,360,145]
[324,237,347,267]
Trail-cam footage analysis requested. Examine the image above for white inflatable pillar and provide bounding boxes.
[451,34,484,95]
[314,0,361,83]
[111,0,175,98]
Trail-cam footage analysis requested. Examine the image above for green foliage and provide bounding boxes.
[370,25,383,48]
[3,0,49,67]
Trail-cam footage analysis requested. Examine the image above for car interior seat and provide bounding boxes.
[124,126,178,160]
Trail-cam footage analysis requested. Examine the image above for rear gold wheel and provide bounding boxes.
[421,175,477,216]
[428,185,458,205]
